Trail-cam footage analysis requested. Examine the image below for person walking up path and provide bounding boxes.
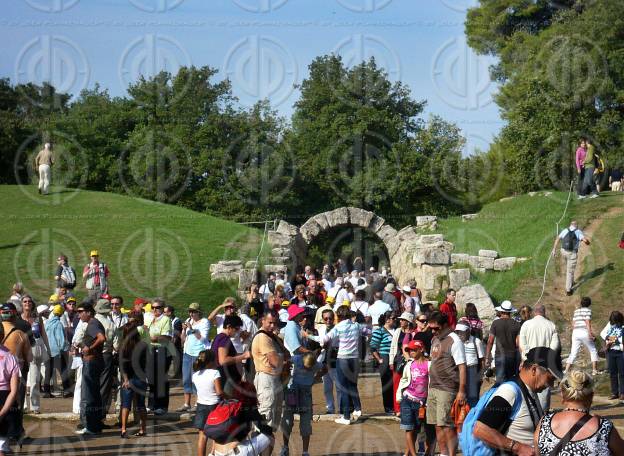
[566,297,600,376]
[553,220,590,296]
[34,143,54,195]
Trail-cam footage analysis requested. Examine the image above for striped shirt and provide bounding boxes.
[312,320,370,359]
[572,308,592,330]
[370,327,393,356]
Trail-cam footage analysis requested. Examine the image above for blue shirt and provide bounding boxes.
[558,228,584,251]
[290,354,322,387]
[284,320,304,355]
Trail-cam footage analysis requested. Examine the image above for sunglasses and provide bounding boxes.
[418,319,428,323]
[152,306,163,310]
[22,300,33,303]
[429,325,441,331]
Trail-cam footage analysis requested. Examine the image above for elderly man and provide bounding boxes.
[553,220,590,296]
[144,298,173,415]
[35,142,54,195]
[518,304,560,410]
[485,300,521,383]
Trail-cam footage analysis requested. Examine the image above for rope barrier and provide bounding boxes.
[254,220,269,272]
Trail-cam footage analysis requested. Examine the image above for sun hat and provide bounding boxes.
[90,250,98,256]
[398,312,414,324]
[188,302,201,312]
[288,306,306,321]
[406,340,425,351]
[37,304,50,315]
[384,283,395,292]
[454,323,470,332]
[143,303,152,313]
[495,300,515,313]
[402,285,411,293]
[95,299,112,314]
[134,297,148,306]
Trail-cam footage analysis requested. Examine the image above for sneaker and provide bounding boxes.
[154,408,167,416]
[74,428,96,435]
[577,195,586,200]
[590,193,600,199]
[188,405,197,413]
[609,394,619,400]
[334,417,351,425]
[352,410,362,418]
[176,404,191,412]
[62,391,73,398]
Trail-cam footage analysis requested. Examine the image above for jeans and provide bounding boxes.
[378,355,394,413]
[607,349,624,396]
[466,364,482,407]
[495,353,519,383]
[182,353,197,395]
[44,352,71,391]
[581,165,598,196]
[120,377,147,411]
[80,358,104,432]
[335,358,361,420]
[322,367,341,413]
[147,347,172,411]
[99,352,118,419]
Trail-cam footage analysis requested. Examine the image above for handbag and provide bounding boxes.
[450,399,470,430]
[32,338,49,363]
[547,413,593,456]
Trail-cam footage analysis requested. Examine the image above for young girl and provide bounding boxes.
[396,340,431,456]
[192,350,223,456]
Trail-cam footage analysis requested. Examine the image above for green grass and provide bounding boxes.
[0,185,267,312]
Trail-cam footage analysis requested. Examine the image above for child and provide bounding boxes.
[280,352,323,456]
[455,322,484,407]
[396,340,430,456]
[192,350,223,456]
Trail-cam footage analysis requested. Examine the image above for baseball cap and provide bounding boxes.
[90,250,99,256]
[402,285,411,293]
[1,302,17,312]
[525,347,564,380]
[406,340,425,351]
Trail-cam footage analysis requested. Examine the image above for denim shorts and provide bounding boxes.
[120,378,148,411]
[399,396,422,431]
[193,403,217,430]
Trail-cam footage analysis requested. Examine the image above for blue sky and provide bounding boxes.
[1,0,502,155]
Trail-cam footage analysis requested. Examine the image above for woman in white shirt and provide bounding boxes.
[178,303,210,413]
[566,297,599,375]
[192,350,223,456]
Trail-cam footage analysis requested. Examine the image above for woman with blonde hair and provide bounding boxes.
[534,370,624,455]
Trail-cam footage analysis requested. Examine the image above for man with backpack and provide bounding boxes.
[82,250,109,299]
[553,221,591,296]
[461,347,562,456]
[55,254,76,292]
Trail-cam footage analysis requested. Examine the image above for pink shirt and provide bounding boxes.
[0,347,19,391]
[576,147,586,172]
[404,360,429,401]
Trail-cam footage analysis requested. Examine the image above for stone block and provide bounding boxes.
[494,257,516,271]
[369,215,385,233]
[413,245,451,265]
[416,216,437,226]
[311,212,330,230]
[478,249,498,259]
[451,253,470,265]
[276,220,298,237]
[299,219,322,243]
[209,262,242,273]
[220,260,242,267]
[456,284,496,325]
[211,271,239,281]
[348,207,374,229]
[269,256,291,264]
[271,248,290,257]
[397,226,419,243]
[325,207,349,227]
[238,269,257,290]
[420,264,448,291]
[268,231,292,247]
[386,237,402,258]
[467,255,494,270]
[461,213,478,221]
[449,268,470,289]
[244,260,258,269]
[263,264,288,274]
[417,234,444,245]
[377,225,398,242]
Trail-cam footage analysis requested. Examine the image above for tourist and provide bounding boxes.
[471,347,560,455]
[369,291,392,328]
[43,304,72,397]
[319,309,341,414]
[401,286,420,315]
[251,310,286,456]
[427,311,466,456]
[70,305,88,415]
[391,311,414,414]
[314,296,334,333]
[576,137,588,197]
[82,250,109,299]
[518,305,533,325]
[273,284,288,311]
[211,315,250,396]
[118,313,149,438]
[283,306,314,356]
[600,310,624,401]
[351,290,371,325]
[382,282,399,313]
[164,305,183,372]
[54,254,77,292]
[108,296,127,412]
[75,302,106,435]
[207,297,237,331]
[144,298,173,415]
[281,352,322,456]
[370,311,396,414]
[291,284,308,307]
[579,138,600,198]
[609,167,623,191]
[21,296,49,414]
[0,323,22,455]
[246,282,264,320]
[566,297,600,375]
[192,350,223,456]
[439,288,458,329]
[485,300,521,383]
[328,277,350,309]
[178,302,210,412]
[397,340,431,456]
[307,305,369,425]
[8,283,24,303]
[534,370,624,455]
[407,312,433,357]
[454,322,484,407]
[35,142,54,195]
[457,302,484,341]
[553,220,591,296]
[306,280,324,309]
[259,272,276,303]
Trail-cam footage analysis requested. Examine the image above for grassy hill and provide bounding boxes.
[0,185,266,311]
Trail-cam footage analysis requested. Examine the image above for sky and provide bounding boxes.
[1,0,502,155]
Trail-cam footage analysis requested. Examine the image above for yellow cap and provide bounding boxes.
[48,294,59,304]
[342,299,350,306]
[143,303,152,313]
[281,300,290,308]
[52,304,64,316]
[326,296,335,304]
[120,308,130,314]
[90,250,99,257]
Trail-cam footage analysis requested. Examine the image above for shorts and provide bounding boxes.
[399,397,422,431]
[194,403,218,430]
[426,387,455,427]
[282,387,313,437]
[254,372,283,431]
[120,378,148,411]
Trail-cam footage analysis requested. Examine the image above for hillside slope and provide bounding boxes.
[1,185,264,309]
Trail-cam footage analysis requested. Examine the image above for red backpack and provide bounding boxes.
[203,400,243,441]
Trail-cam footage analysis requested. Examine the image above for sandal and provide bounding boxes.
[133,431,146,437]
[120,431,128,439]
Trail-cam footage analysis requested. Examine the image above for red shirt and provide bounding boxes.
[439,300,458,329]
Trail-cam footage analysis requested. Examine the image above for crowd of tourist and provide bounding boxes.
[2,251,624,456]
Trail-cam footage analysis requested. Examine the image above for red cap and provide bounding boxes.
[100,293,111,301]
[288,305,306,321]
[133,297,148,306]
[406,340,425,351]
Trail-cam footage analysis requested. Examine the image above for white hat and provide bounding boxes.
[384,282,395,292]
[398,312,414,324]
[402,285,411,293]
[495,300,515,313]
[37,304,49,315]
[455,323,469,332]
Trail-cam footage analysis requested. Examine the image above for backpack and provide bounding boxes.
[561,229,578,252]
[203,399,243,441]
[353,301,367,324]
[60,265,76,289]
[458,381,523,456]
